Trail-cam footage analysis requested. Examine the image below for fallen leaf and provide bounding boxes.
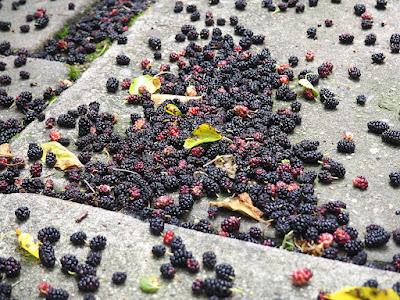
[0,143,13,158]
[129,75,161,95]
[139,275,161,294]
[208,155,237,179]
[210,193,270,223]
[41,142,83,170]
[186,85,197,96]
[295,240,325,256]
[184,123,222,149]
[280,231,295,251]
[298,78,319,97]
[165,104,182,116]
[326,286,400,300]
[16,229,39,259]
[151,94,202,107]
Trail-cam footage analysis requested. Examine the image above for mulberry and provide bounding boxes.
[38,227,60,243]
[112,272,127,285]
[337,140,355,154]
[215,263,235,281]
[367,120,389,134]
[15,206,30,221]
[78,275,100,292]
[382,130,400,146]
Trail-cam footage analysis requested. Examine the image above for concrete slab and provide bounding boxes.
[1,193,400,300]
[0,0,97,52]
[0,55,68,132]
[8,0,400,262]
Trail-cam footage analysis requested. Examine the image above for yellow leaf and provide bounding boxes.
[210,193,271,224]
[41,142,83,170]
[165,104,182,116]
[0,143,13,158]
[16,229,39,259]
[129,75,161,95]
[326,286,400,300]
[183,123,222,149]
[151,94,203,107]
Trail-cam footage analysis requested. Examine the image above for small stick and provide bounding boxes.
[83,179,96,194]
[112,167,136,174]
[75,211,88,223]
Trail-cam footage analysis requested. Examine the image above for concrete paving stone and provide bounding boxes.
[0,56,68,120]
[1,193,400,300]
[0,55,68,122]
[0,0,98,52]
[8,0,400,263]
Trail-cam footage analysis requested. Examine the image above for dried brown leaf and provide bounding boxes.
[210,193,270,223]
[212,155,237,179]
[0,143,13,158]
[295,240,325,256]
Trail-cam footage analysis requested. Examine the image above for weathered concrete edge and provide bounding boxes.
[1,193,399,300]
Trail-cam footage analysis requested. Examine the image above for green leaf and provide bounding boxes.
[139,275,161,294]
[280,230,295,251]
[129,75,161,95]
[298,78,319,97]
[272,6,281,14]
[165,104,182,116]
[183,123,222,149]
[41,141,83,170]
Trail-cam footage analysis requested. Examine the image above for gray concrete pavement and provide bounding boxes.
[0,0,98,52]
[0,55,68,121]
[1,193,400,300]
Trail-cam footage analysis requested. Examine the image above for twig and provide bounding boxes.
[83,179,96,194]
[75,211,89,223]
[112,168,136,174]
[12,280,22,288]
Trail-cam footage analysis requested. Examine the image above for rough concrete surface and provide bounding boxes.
[1,193,400,300]
[0,0,97,51]
[8,0,400,262]
[0,55,68,121]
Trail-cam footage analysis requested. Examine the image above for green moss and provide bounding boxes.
[48,96,58,105]
[128,12,144,27]
[86,38,111,62]
[54,25,70,40]
[67,65,81,81]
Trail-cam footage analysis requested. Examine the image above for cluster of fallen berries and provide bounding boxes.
[1,0,400,276]
[0,82,70,145]
[151,230,237,298]
[0,6,49,34]
[32,0,149,64]
[367,120,400,147]
[9,205,127,299]
[0,254,21,299]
